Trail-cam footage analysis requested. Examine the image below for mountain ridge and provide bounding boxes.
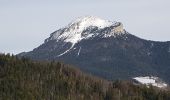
[18,16,170,84]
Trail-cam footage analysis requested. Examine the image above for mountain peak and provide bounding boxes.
[46,16,125,45]
[68,16,115,29]
[43,16,126,57]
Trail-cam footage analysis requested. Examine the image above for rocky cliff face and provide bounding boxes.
[111,22,124,33]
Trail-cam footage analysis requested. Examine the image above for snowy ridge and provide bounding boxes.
[133,76,167,88]
[46,16,125,57]
[46,16,125,44]
[68,16,115,29]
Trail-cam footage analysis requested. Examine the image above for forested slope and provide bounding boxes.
[0,54,170,100]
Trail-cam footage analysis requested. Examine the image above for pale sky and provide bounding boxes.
[0,0,170,54]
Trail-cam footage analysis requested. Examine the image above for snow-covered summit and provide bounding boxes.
[45,16,125,57]
[68,16,115,30]
[46,16,125,44]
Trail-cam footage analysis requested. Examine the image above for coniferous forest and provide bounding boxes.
[0,54,170,100]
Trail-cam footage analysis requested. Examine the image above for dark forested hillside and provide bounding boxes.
[0,54,170,100]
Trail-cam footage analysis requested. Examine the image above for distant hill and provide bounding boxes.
[19,16,170,84]
[1,54,170,100]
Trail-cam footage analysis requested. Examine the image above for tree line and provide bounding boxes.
[0,54,170,100]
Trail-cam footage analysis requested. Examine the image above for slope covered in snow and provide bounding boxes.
[46,16,125,44]
[45,16,125,57]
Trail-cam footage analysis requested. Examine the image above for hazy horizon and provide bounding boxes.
[0,0,170,54]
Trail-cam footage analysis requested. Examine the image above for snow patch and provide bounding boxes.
[77,47,81,56]
[133,76,167,88]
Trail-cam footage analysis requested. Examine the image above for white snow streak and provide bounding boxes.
[57,44,74,57]
[77,47,81,56]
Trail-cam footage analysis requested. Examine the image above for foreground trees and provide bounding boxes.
[0,54,170,100]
